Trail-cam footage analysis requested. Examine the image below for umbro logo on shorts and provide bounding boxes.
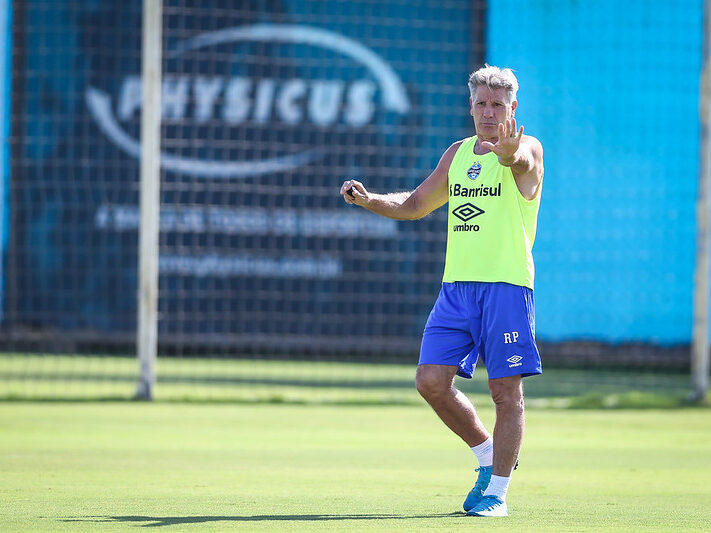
[506,355,523,368]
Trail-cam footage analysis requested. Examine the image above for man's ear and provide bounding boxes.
[511,100,518,115]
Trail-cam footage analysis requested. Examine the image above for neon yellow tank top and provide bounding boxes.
[442,136,541,289]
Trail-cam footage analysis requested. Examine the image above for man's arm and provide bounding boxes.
[340,141,461,220]
[480,118,543,200]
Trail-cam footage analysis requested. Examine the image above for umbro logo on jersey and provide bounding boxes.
[507,355,523,368]
[452,203,484,222]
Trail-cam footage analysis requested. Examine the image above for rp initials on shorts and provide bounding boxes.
[503,331,519,344]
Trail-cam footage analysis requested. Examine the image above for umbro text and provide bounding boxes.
[453,223,480,232]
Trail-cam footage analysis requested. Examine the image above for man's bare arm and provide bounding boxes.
[340,141,461,220]
[505,137,543,200]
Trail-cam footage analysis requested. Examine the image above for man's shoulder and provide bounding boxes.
[449,137,470,150]
[431,139,468,178]
[521,134,543,155]
[442,138,469,161]
[452,136,474,149]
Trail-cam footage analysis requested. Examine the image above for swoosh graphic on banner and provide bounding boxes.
[170,24,410,113]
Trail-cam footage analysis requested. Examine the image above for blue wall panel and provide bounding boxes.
[488,0,704,343]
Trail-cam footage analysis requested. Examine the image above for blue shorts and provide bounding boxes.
[419,281,542,380]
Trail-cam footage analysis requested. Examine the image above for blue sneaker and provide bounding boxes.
[462,466,492,511]
[466,495,508,517]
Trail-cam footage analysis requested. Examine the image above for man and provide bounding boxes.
[340,65,544,517]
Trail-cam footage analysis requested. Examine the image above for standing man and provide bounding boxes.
[340,65,543,517]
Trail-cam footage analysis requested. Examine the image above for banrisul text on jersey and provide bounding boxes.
[449,183,501,198]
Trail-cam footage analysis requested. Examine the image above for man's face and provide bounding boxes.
[470,86,517,139]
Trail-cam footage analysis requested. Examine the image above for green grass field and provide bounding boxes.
[2,401,710,532]
[1,354,710,531]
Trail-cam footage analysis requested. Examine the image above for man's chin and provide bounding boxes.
[476,126,497,135]
[476,131,497,142]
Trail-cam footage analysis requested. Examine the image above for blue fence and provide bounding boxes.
[2,0,706,356]
[5,0,480,355]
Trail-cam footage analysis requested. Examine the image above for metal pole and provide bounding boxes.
[691,0,711,402]
[135,0,162,400]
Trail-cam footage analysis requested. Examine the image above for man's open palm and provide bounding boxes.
[480,118,524,159]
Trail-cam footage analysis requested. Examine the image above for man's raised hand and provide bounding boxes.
[480,118,524,161]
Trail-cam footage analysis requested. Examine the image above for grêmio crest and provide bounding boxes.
[467,162,482,180]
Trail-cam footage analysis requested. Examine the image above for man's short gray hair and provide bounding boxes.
[468,64,519,103]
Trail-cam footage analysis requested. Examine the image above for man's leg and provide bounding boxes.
[467,283,538,517]
[416,363,494,511]
[415,364,489,447]
[488,374,524,477]
[466,374,524,517]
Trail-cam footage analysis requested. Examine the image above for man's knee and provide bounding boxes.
[415,365,455,400]
[488,375,524,410]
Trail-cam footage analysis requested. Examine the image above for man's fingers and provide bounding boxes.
[341,180,360,193]
[341,179,366,205]
[341,180,355,203]
[517,125,524,139]
[349,181,364,196]
[480,140,497,152]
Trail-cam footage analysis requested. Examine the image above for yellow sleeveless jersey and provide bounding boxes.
[442,135,541,289]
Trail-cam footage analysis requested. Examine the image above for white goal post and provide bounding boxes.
[691,0,711,402]
[135,0,162,400]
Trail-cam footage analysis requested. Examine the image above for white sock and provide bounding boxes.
[483,474,511,500]
[470,436,493,467]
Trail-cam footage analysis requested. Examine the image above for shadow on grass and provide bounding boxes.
[2,368,700,407]
[64,512,464,527]
[0,372,421,390]
[3,391,706,409]
[1,368,690,398]
[0,394,428,406]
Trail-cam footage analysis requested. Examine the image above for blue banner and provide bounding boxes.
[9,1,481,353]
